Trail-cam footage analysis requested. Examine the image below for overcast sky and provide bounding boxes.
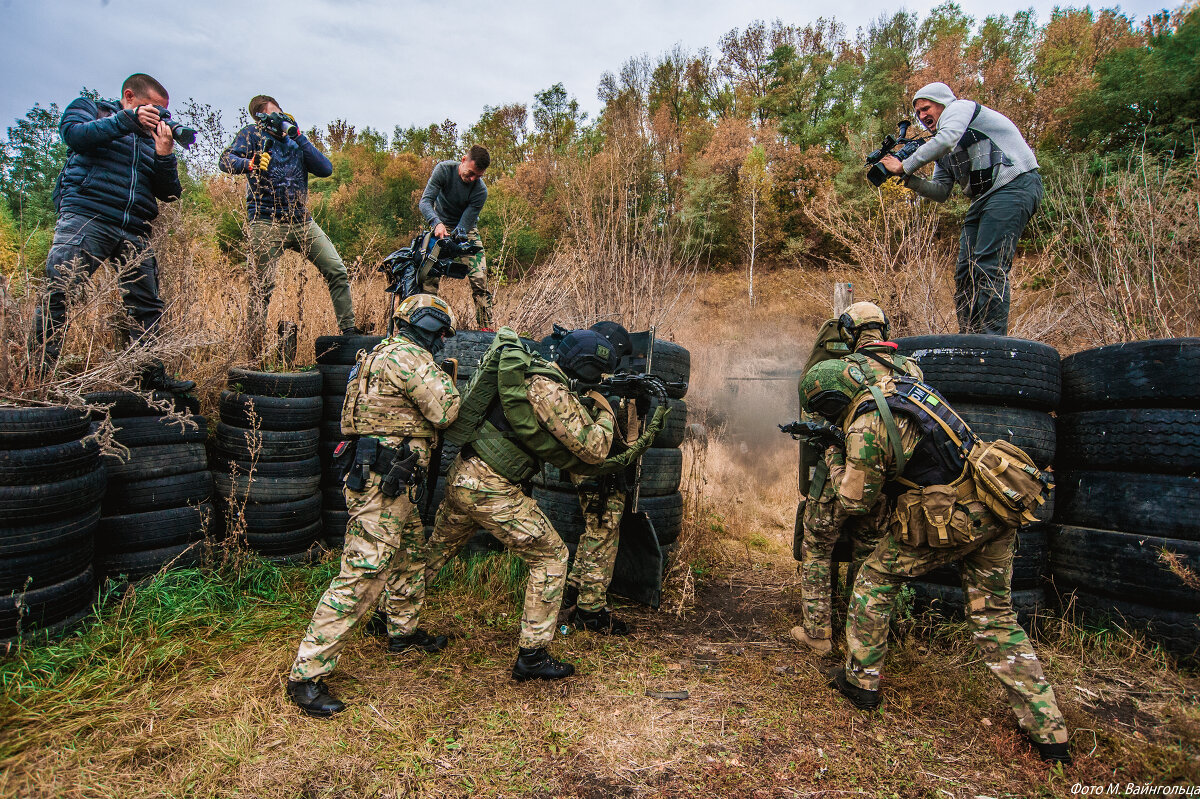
[0,0,1170,142]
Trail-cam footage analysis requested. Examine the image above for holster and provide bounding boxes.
[343,436,424,501]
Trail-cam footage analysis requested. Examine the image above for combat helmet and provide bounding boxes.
[838,301,889,349]
[556,329,618,382]
[589,321,633,360]
[800,359,869,421]
[394,293,457,338]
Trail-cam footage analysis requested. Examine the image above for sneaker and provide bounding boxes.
[512,646,575,682]
[1031,739,1072,764]
[387,628,448,654]
[826,665,881,710]
[572,607,630,636]
[790,625,832,654]
[286,678,346,717]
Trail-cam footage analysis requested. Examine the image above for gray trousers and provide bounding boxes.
[956,170,1043,335]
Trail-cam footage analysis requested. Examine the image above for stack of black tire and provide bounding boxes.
[1052,338,1200,655]
[89,392,211,581]
[0,406,102,644]
[315,335,382,548]
[214,368,323,563]
[532,338,690,582]
[893,335,1062,627]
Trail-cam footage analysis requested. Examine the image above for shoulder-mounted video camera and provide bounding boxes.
[379,231,483,301]
[865,121,926,187]
[255,111,299,141]
[151,106,197,148]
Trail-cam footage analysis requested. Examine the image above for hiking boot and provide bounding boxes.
[286,678,346,717]
[340,325,365,336]
[512,646,575,682]
[790,625,832,655]
[1031,739,1072,765]
[562,584,579,613]
[139,360,196,394]
[388,628,448,654]
[572,607,630,636]
[826,665,881,710]
[363,610,388,639]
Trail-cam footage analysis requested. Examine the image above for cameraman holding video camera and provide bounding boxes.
[220,95,359,351]
[418,145,493,330]
[877,83,1041,336]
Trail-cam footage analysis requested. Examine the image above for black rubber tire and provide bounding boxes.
[103,443,208,482]
[442,330,497,381]
[1055,470,1200,541]
[0,507,100,557]
[83,391,195,419]
[0,531,93,592]
[639,448,683,497]
[323,484,348,511]
[322,394,347,421]
[243,519,323,555]
[1050,525,1200,611]
[0,437,100,485]
[638,492,683,546]
[0,405,91,449]
[621,339,690,398]
[0,566,96,639]
[894,335,1062,410]
[532,486,683,547]
[907,582,1046,630]
[651,398,688,448]
[232,493,322,533]
[227,367,322,398]
[954,403,1056,468]
[219,391,323,432]
[1057,408,1200,475]
[102,470,212,514]
[211,455,322,479]
[0,467,106,523]
[108,415,208,447]
[323,508,349,539]
[1061,338,1200,412]
[213,465,322,504]
[1,605,93,646]
[318,364,355,395]
[314,335,385,365]
[1060,587,1200,657]
[918,523,1050,591]
[214,422,319,462]
[99,540,204,581]
[319,420,344,442]
[262,543,321,566]
[97,502,213,553]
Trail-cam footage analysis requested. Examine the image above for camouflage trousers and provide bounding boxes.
[799,480,887,640]
[420,229,493,329]
[844,525,1068,745]
[427,455,568,648]
[568,487,626,612]
[290,472,427,681]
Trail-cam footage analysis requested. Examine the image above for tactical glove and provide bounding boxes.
[580,405,670,476]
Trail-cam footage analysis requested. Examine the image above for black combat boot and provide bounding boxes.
[388,628,449,654]
[286,678,346,717]
[562,584,579,613]
[826,665,881,710]
[571,607,630,636]
[1031,739,1072,764]
[512,647,575,682]
[363,610,388,639]
[139,360,196,394]
[340,325,364,335]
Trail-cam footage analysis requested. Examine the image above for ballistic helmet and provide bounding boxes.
[556,330,618,382]
[800,359,869,421]
[838,301,889,349]
[589,321,633,360]
[394,294,456,338]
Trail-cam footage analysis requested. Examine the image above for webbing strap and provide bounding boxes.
[868,384,909,477]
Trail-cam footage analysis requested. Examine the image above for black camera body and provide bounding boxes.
[379,231,482,301]
[151,106,197,148]
[255,111,299,141]
[865,121,925,187]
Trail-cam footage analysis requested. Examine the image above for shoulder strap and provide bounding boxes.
[867,384,909,477]
[858,348,903,374]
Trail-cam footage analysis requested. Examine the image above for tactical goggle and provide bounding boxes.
[807,390,852,419]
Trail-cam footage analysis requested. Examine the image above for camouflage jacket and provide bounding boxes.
[825,408,923,518]
[526,374,614,466]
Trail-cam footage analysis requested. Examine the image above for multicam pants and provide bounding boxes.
[427,455,568,649]
[568,487,626,612]
[290,472,427,681]
[419,228,493,329]
[247,218,355,336]
[843,524,1068,745]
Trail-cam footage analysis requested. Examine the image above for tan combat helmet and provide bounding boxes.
[394,293,457,337]
[838,301,889,349]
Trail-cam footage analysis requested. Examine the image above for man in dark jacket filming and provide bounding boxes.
[30,73,194,392]
[220,95,359,355]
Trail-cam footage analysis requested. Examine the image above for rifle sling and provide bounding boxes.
[867,384,909,478]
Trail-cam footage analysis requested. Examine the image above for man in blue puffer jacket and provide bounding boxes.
[220,95,359,354]
[31,73,194,392]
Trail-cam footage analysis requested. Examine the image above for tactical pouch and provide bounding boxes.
[379,447,420,499]
[331,437,359,486]
[346,436,378,493]
[966,439,1051,527]
[892,483,974,548]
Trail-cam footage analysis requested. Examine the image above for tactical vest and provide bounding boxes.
[444,328,597,483]
[844,346,922,385]
[341,336,438,439]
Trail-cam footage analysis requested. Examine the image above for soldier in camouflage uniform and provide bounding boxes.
[425,328,666,680]
[799,358,1071,764]
[792,302,924,655]
[286,294,460,718]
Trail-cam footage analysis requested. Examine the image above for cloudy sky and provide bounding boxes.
[0,0,1168,140]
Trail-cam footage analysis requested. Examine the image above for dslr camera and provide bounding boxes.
[865,121,925,187]
[151,106,197,148]
[255,111,299,141]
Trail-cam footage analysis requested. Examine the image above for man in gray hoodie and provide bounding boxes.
[879,82,1042,335]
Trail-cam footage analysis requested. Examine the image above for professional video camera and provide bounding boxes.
[151,106,197,148]
[379,231,483,306]
[865,120,926,187]
[255,111,300,140]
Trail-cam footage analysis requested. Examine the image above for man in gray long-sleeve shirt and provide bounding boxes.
[880,82,1042,335]
[418,145,493,329]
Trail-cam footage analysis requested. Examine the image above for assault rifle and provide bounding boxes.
[378,232,484,330]
[571,372,682,402]
[780,419,846,450]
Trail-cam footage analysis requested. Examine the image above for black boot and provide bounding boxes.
[363,610,388,639]
[139,360,196,394]
[571,607,630,636]
[286,678,346,717]
[512,647,575,682]
[562,583,579,613]
[340,325,364,335]
[388,628,448,654]
[826,665,881,710]
[1031,739,1072,764]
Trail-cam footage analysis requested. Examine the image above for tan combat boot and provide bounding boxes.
[790,625,833,655]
